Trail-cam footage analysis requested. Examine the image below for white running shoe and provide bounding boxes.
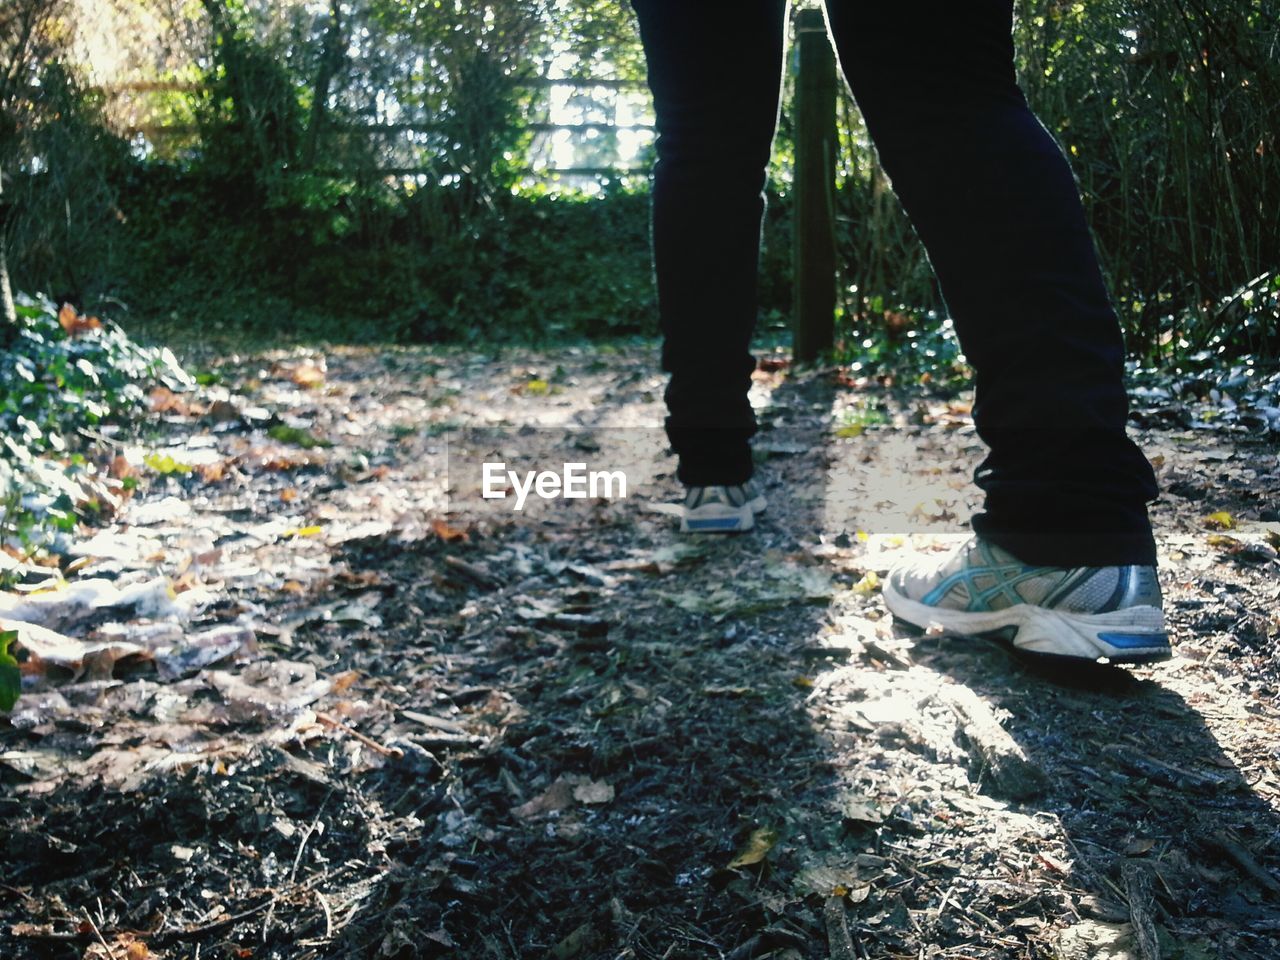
[680,479,767,534]
[883,536,1170,663]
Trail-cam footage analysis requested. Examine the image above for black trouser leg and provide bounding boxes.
[823,0,1158,566]
[631,0,789,487]
[631,0,1158,565]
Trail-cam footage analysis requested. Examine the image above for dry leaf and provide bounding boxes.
[1202,511,1236,530]
[208,399,241,422]
[842,799,884,825]
[330,669,361,694]
[728,826,779,868]
[149,386,190,415]
[513,777,577,819]
[109,455,138,481]
[57,303,102,337]
[6,620,150,683]
[272,358,327,388]
[197,461,227,483]
[432,518,470,542]
[572,779,614,805]
[1206,533,1245,553]
[852,571,880,595]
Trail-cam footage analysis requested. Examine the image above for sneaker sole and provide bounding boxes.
[883,581,1171,664]
[678,492,766,534]
[681,505,755,534]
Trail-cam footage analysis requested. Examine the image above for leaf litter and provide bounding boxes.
[1,344,1278,959]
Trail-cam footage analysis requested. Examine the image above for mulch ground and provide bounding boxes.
[3,343,1279,960]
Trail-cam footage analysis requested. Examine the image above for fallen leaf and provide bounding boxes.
[6,620,150,683]
[513,777,577,819]
[841,799,884,826]
[1206,533,1245,553]
[197,461,228,483]
[290,361,326,388]
[852,571,880,595]
[728,826,779,868]
[145,452,194,475]
[1203,511,1236,530]
[1,629,20,711]
[267,425,331,449]
[432,518,470,542]
[572,779,614,805]
[57,303,102,337]
[109,455,138,481]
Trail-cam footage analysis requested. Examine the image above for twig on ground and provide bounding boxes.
[823,897,857,960]
[263,790,334,942]
[316,711,405,758]
[83,910,117,960]
[1121,859,1162,960]
[443,554,497,588]
[152,899,275,944]
[316,890,333,940]
[1209,829,1280,898]
[940,684,1048,800]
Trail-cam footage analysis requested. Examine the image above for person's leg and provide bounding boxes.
[631,0,789,487]
[823,0,1158,567]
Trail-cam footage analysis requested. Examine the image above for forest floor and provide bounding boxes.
[3,342,1280,960]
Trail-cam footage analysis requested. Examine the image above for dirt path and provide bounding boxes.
[3,343,1279,960]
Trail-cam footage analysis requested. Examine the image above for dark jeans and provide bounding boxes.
[632,0,1159,567]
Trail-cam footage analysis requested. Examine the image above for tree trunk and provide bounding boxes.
[0,163,17,346]
[302,0,344,170]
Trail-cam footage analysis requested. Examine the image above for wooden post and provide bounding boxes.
[792,8,837,362]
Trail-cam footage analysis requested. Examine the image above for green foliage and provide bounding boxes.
[1015,0,1280,361]
[5,0,1276,366]
[0,629,18,712]
[814,0,1280,364]
[4,58,132,304]
[143,452,194,475]
[267,424,330,448]
[0,293,191,560]
[110,172,657,343]
[836,306,969,391]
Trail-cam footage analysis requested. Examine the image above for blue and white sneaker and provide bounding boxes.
[883,537,1170,663]
[680,480,767,534]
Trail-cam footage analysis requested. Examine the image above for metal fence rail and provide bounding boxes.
[99,78,656,180]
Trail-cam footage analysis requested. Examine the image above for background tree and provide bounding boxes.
[0,0,1272,356]
[0,0,66,342]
